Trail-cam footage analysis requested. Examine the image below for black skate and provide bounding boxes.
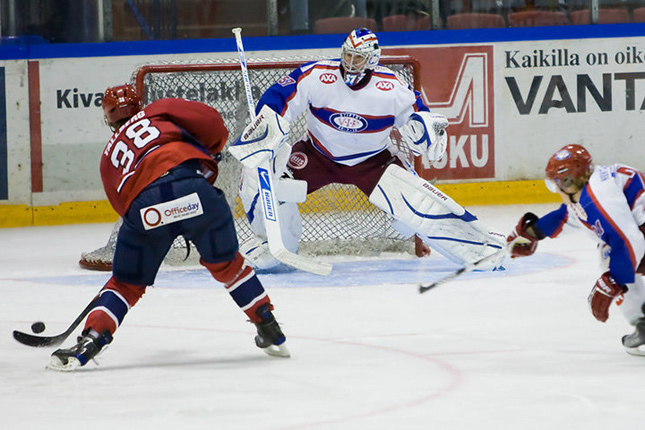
[254,304,290,358]
[622,319,645,356]
[47,330,113,371]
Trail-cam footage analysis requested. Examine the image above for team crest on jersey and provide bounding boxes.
[375,81,394,91]
[330,112,368,132]
[288,151,308,170]
[319,73,337,84]
[277,76,296,86]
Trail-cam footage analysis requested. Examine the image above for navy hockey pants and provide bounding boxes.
[113,161,238,286]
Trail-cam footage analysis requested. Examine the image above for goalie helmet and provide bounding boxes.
[545,144,593,193]
[340,28,381,88]
[102,83,142,127]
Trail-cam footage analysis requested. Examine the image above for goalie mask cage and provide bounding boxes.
[134,55,424,256]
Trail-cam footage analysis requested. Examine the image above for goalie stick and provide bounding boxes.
[13,295,100,348]
[231,27,332,276]
[418,248,506,294]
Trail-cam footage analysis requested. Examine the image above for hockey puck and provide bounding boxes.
[31,321,46,334]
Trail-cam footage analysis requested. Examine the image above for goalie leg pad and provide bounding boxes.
[240,235,282,271]
[239,167,303,270]
[369,164,506,269]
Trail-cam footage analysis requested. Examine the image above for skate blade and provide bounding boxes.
[261,343,290,358]
[46,356,82,372]
[625,345,645,357]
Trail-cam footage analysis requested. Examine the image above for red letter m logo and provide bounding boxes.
[399,46,495,179]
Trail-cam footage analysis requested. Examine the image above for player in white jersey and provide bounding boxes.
[232,28,506,272]
[507,144,645,356]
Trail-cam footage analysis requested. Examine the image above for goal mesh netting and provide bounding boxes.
[133,55,422,256]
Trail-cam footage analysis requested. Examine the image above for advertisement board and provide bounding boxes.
[388,45,496,181]
[1,28,644,226]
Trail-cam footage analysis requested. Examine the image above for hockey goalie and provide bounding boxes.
[229,28,507,273]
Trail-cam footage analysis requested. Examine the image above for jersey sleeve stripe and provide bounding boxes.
[623,170,645,209]
[414,91,430,112]
[586,185,638,269]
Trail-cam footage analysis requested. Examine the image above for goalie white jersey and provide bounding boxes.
[256,59,429,166]
[241,55,504,272]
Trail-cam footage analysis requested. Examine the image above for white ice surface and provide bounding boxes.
[1,204,643,430]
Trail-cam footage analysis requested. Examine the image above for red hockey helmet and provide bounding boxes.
[545,144,593,193]
[102,83,142,125]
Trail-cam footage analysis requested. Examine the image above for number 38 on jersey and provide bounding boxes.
[104,112,161,174]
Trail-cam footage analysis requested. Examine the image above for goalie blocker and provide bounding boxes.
[369,164,506,270]
[229,105,292,169]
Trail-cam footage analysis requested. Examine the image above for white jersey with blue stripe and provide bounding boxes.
[256,59,428,166]
[536,164,645,284]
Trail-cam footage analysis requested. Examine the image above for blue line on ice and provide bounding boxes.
[27,253,565,289]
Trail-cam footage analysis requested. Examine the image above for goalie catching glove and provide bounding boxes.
[228,105,290,169]
[399,112,449,162]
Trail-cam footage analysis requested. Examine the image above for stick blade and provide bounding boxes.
[13,330,64,348]
[418,282,439,294]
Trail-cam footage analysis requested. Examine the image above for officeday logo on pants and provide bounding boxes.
[140,192,203,230]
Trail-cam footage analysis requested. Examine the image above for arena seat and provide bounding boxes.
[446,13,506,29]
[508,10,571,26]
[632,7,645,22]
[570,8,631,24]
[381,14,433,31]
[313,17,378,34]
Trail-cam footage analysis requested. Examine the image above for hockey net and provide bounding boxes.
[131,55,423,257]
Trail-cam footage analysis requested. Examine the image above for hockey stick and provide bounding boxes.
[418,248,506,294]
[13,295,100,348]
[231,27,332,276]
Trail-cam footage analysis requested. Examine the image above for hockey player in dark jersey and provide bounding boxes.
[47,84,289,371]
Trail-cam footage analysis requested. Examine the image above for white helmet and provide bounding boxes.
[341,28,381,87]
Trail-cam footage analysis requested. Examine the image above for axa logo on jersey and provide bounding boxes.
[319,73,337,84]
[375,81,394,91]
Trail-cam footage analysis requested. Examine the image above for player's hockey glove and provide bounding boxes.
[588,271,627,322]
[506,212,545,258]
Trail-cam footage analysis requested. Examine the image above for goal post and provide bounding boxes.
[133,55,427,257]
